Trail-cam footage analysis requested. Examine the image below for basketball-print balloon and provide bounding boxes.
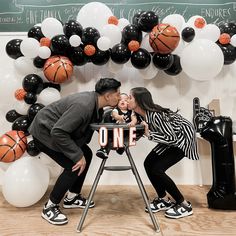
[149,23,180,54]
[0,130,27,163]
[43,55,73,83]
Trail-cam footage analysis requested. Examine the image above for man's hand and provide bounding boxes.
[72,156,86,176]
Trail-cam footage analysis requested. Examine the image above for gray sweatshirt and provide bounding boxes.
[29,91,103,163]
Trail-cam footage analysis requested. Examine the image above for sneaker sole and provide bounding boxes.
[96,153,108,159]
[145,205,172,213]
[63,203,95,209]
[41,213,68,225]
[165,210,193,219]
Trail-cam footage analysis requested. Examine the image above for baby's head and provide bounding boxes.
[118,93,129,110]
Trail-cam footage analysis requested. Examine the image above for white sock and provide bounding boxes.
[181,200,189,206]
[67,191,78,199]
[46,199,55,207]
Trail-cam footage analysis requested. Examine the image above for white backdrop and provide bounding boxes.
[0,34,236,186]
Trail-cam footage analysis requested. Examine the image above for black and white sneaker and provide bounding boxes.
[165,201,193,219]
[63,193,95,209]
[96,148,108,159]
[145,197,174,213]
[41,203,68,225]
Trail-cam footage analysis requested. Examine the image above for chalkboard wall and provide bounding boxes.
[0,0,235,32]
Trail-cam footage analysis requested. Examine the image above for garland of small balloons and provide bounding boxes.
[1,2,236,163]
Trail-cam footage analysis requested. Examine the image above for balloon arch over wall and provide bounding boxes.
[0,1,236,207]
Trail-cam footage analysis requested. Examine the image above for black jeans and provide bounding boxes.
[144,146,185,204]
[33,137,92,204]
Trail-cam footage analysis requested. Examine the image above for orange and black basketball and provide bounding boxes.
[149,23,180,54]
[43,55,73,84]
[0,130,27,163]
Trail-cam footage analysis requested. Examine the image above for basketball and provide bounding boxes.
[194,17,206,29]
[15,88,26,100]
[84,44,96,56]
[43,55,73,84]
[149,23,180,54]
[219,33,231,45]
[128,40,140,51]
[0,130,27,163]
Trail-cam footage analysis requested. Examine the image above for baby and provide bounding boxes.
[96,93,137,159]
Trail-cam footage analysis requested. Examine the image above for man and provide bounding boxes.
[29,78,121,225]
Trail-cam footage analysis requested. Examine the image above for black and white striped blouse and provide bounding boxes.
[145,110,199,160]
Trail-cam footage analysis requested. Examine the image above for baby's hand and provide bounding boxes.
[116,115,125,123]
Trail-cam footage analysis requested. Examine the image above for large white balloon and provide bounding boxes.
[101,24,122,48]
[180,39,224,81]
[14,56,38,75]
[162,14,185,32]
[20,38,40,58]
[230,34,236,47]
[41,17,64,39]
[140,33,154,52]
[197,24,220,42]
[118,18,130,31]
[2,156,49,207]
[77,2,113,32]
[37,87,61,106]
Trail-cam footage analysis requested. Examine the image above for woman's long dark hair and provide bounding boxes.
[131,87,172,114]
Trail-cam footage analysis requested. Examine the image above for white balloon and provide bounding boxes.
[107,59,124,73]
[118,18,130,31]
[38,46,51,59]
[69,35,81,47]
[230,34,236,47]
[0,167,5,187]
[172,38,186,55]
[230,61,236,77]
[14,56,38,75]
[41,17,64,39]
[162,14,185,32]
[198,24,220,42]
[37,87,61,106]
[20,37,40,58]
[76,2,113,32]
[180,39,224,81]
[2,156,49,207]
[14,100,30,115]
[140,33,154,52]
[101,24,122,47]
[140,62,159,80]
[97,36,111,51]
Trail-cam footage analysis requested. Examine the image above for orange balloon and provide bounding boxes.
[43,55,73,83]
[108,16,119,25]
[149,24,180,54]
[219,33,231,45]
[84,45,96,56]
[194,18,206,29]
[0,130,27,163]
[128,40,140,51]
[15,88,26,100]
[40,37,51,47]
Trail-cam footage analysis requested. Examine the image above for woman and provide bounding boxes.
[128,87,199,219]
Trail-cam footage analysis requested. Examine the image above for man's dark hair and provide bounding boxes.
[95,78,121,95]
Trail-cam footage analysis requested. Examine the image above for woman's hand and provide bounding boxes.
[141,121,150,137]
[72,156,86,176]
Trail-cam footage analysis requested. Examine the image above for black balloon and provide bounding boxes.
[51,34,70,55]
[26,140,41,156]
[111,43,131,64]
[67,46,88,66]
[132,11,146,26]
[181,27,195,42]
[5,109,22,123]
[219,22,236,37]
[5,39,23,59]
[22,74,44,93]
[27,103,45,121]
[153,53,174,70]
[81,27,100,45]
[33,56,46,68]
[24,92,37,104]
[63,20,83,38]
[28,26,44,41]
[138,11,159,32]
[91,49,110,65]
[164,55,182,76]
[121,24,143,45]
[217,43,236,65]
[131,48,151,69]
[201,116,236,210]
[12,115,31,134]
